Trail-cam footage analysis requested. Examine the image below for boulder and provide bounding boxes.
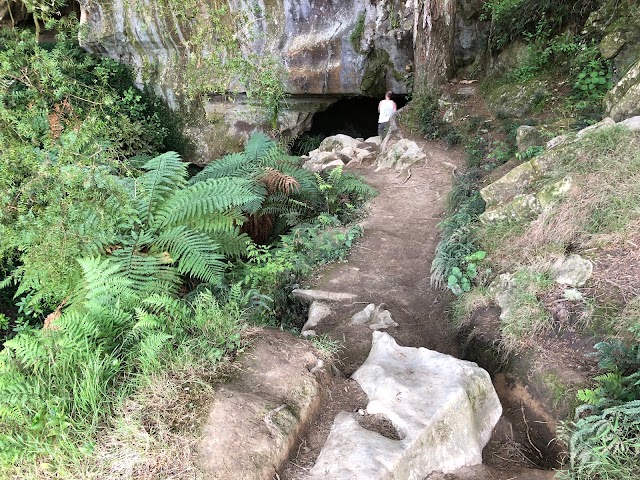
[485,79,550,117]
[197,329,331,480]
[516,125,547,152]
[376,138,427,172]
[480,176,572,224]
[620,115,640,131]
[365,136,382,147]
[302,301,333,332]
[576,117,616,139]
[553,254,593,287]
[307,332,502,479]
[605,59,640,121]
[318,134,364,153]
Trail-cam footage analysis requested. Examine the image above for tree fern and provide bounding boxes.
[153,177,261,228]
[136,151,187,225]
[154,226,226,283]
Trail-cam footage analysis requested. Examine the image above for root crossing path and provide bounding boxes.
[283,140,555,480]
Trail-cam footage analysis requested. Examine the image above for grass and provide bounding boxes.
[478,127,640,270]
[497,268,554,353]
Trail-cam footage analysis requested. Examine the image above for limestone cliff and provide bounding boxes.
[77,0,461,162]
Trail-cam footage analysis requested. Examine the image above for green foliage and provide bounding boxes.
[404,92,461,147]
[234,214,364,326]
[316,166,377,220]
[515,145,544,161]
[293,134,324,156]
[447,251,487,296]
[0,257,247,473]
[350,13,366,52]
[483,0,601,51]
[431,170,486,288]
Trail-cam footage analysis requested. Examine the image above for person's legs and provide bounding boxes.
[378,122,388,137]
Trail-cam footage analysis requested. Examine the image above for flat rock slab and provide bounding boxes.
[425,465,556,480]
[307,332,502,479]
[197,329,331,480]
[292,288,357,303]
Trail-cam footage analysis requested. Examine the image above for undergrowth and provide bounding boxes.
[0,17,377,477]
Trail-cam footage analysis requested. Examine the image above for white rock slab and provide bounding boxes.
[620,115,640,132]
[292,289,357,303]
[307,332,502,480]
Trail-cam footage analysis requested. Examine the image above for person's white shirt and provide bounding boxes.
[378,99,396,123]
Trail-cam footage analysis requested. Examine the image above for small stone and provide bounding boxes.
[553,254,593,287]
[301,330,316,338]
[563,289,584,301]
[351,303,376,325]
[302,301,332,332]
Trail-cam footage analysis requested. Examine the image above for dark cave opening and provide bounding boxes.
[305,95,408,141]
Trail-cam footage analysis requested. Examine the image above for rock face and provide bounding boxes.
[196,329,331,480]
[78,0,420,160]
[77,0,465,162]
[587,0,640,120]
[307,332,502,480]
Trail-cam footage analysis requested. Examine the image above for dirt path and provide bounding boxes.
[282,136,557,479]
[283,140,465,477]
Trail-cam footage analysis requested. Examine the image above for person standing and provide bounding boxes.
[377,91,397,137]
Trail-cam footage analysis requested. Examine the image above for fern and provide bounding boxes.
[154,226,226,283]
[153,177,261,228]
[136,151,187,225]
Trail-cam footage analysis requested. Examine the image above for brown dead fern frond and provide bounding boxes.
[262,167,300,195]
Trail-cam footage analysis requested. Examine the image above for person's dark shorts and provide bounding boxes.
[378,122,389,137]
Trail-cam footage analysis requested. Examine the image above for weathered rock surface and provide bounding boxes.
[307,332,502,479]
[587,0,640,120]
[350,303,399,330]
[553,254,594,287]
[302,301,333,333]
[197,329,331,480]
[376,138,427,172]
[292,289,357,303]
[302,134,378,172]
[516,125,547,152]
[485,79,550,117]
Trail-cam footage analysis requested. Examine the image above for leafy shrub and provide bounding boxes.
[403,92,461,146]
[431,170,486,288]
[350,13,366,51]
[483,0,601,51]
[316,166,377,221]
[0,258,247,474]
[447,250,487,296]
[561,324,640,480]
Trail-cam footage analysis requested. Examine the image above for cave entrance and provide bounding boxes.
[305,95,408,141]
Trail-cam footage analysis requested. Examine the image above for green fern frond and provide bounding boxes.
[136,151,188,225]
[154,226,226,284]
[244,132,277,162]
[189,152,253,184]
[185,210,246,234]
[208,231,250,257]
[152,177,261,228]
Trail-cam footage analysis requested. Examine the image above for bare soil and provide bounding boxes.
[282,137,557,479]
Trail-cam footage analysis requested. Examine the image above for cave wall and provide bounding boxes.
[77,0,461,162]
